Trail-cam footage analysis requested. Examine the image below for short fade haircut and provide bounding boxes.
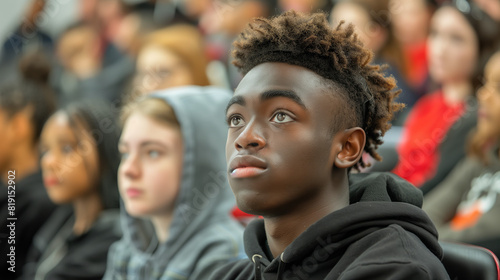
[232,11,403,169]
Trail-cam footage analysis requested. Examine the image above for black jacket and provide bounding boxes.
[21,205,121,280]
[210,173,450,280]
[0,170,57,280]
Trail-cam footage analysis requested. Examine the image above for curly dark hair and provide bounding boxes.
[232,11,403,169]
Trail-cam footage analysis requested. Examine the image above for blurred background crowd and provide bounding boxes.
[2,0,500,278]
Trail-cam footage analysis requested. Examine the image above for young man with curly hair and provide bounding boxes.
[211,11,450,280]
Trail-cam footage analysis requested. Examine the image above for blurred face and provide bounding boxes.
[40,113,99,204]
[184,0,213,19]
[135,46,195,95]
[390,0,432,44]
[118,113,183,217]
[331,2,386,52]
[428,7,478,84]
[57,27,101,77]
[477,53,500,138]
[0,111,14,173]
[473,0,500,21]
[199,0,263,35]
[279,0,324,13]
[225,62,339,215]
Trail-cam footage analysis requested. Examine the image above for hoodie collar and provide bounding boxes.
[243,172,442,276]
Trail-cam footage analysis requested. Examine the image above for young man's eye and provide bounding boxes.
[271,112,293,123]
[228,116,245,128]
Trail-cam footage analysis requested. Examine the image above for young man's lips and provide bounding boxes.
[230,167,267,178]
[229,155,268,178]
[126,188,143,198]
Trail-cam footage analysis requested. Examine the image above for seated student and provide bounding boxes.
[423,51,500,257]
[0,52,57,278]
[210,11,449,279]
[21,100,122,280]
[130,24,211,97]
[104,86,245,279]
[392,0,500,194]
[54,22,134,107]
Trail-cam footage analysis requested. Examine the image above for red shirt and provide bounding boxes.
[393,91,465,187]
[404,40,428,89]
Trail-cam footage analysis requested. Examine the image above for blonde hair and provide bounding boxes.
[121,97,180,130]
[139,24,210,86]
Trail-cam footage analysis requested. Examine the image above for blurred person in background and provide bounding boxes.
[22,100,122,280]
[331,0,413,125]
[104,87,245,279]
[113,3,161,58]
[79,0,129,43]
[182,0,214,22]
[53,21,134,107]
[199,0,277,89]
[278,0,332,13]
[423,50,500,257]
[0,51,57,279]
[0,0,54,84]
[126,24,210,100]
[393,0,500,195]
[390,0,437,98]
[473,0,500,21]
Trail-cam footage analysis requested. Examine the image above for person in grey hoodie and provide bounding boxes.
[104,86,246,280]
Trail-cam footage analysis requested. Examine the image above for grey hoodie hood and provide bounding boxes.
[104,86,245,280]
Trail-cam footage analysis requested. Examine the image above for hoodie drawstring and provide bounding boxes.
[252,254,263,280]
[276,253,285,280]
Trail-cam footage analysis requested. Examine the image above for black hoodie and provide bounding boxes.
[210,173,450,280]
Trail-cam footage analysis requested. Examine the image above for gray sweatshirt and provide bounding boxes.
[103,86,246,280]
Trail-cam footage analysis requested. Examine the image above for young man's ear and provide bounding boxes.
[331,127,366,169]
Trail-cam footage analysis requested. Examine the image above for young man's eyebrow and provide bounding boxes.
[260,90,306,109]
[226,95,246,114]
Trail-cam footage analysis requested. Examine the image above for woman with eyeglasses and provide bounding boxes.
[392,0,500,195]
[127,24,210,99]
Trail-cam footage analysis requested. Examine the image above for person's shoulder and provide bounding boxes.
[83,209,122,242]
[208,258,254,280]
[180,219,246,262]
[341,224,449,279]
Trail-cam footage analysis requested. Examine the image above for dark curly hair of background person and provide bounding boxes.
[232,10,404,169]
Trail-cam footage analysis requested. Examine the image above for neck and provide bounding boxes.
[442,81,473,105]
[2,144,39,185]
[151,213,174,243]
[264,173,349,258]
[73,191,103,235]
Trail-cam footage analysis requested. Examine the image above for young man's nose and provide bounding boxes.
[234,121,266,151]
